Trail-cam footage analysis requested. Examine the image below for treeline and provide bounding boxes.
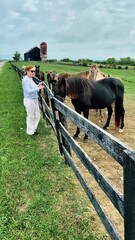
[48,57,135,68]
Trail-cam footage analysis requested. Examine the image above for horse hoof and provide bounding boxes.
[103,127,109,130]
[83,138,88,143]
[118,128,124,133]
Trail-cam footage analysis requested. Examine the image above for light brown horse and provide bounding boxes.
[57,64,98,81]
[46,64,99,91]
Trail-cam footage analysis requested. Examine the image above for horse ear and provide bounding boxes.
[61,78,66,83]
[61,78,66,86]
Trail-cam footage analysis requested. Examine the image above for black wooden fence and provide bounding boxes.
[10,62,135,240]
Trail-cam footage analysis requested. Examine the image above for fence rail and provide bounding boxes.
[10,62,135,240]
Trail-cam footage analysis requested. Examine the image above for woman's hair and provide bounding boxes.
[25,65,35,72]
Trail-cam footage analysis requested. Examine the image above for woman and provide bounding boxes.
[22,65,44,135]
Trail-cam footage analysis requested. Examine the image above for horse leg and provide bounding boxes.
[73,127,80,139]
[99,109,103,122]
[103,105,113,130]
[83,109,89,142]
[96,109,103,122]
[47,77,51,89]
[73,108,81,139]
[49,81,51,89]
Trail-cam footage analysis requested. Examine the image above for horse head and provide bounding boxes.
[54,77,67,101]
[22,65,26,71]
[46,70,59,91]
[35,65,45,81]
[21,65,26,76]
[35,65,40,77]
[88,64,99,80]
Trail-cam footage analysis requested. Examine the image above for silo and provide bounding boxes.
[40,42,47,61]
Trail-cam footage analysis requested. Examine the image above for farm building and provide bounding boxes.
[24,46,40,61]
[40,42,47,61]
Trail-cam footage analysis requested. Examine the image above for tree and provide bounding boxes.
[106,58,117,65]
[13,51,21,61]
[119,57,135,65]
[61,58,71,62]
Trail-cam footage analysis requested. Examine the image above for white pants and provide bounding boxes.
[24,98,40,135]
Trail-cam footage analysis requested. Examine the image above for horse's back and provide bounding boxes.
[94,77,124,91]
[89,77,124,108]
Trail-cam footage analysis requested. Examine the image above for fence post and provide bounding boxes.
[51,98,63,155]
[57,103,71,164]
[44,89,51,128]
[124,149,135,240]
[52,97,71,163]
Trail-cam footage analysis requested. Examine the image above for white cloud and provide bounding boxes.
[10,10,21,19]
[0,0,135,60]
[22,0,38,12]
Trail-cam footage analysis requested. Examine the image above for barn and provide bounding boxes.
[40,42,47,61]
[24,46,41,61]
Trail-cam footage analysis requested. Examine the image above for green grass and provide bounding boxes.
[100,68,135,98]
[0,62,109,240]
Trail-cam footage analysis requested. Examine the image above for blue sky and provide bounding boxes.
[0,0,135,60]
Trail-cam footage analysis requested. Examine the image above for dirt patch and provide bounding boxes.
[63,95,135,239]
[16,193,31,213]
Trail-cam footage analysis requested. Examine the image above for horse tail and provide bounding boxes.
[114,102,121,128]
[114,79,125,129]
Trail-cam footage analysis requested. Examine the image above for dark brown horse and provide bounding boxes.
[35,65,45,81]
[46,70,58,91]
[54,77,125,142]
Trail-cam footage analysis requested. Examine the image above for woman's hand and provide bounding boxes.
[38,82,44,89]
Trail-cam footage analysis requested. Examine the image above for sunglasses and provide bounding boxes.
[29,70,35,73]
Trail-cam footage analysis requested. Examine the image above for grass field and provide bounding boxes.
[0,62,110,239]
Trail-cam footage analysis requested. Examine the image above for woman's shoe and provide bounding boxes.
[34,131,39,135]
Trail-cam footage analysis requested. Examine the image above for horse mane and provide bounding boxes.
[66,77,92,99]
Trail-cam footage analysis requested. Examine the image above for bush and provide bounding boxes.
[118,66,122,69]
[82,62,88,67]
[99,65,103,68]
